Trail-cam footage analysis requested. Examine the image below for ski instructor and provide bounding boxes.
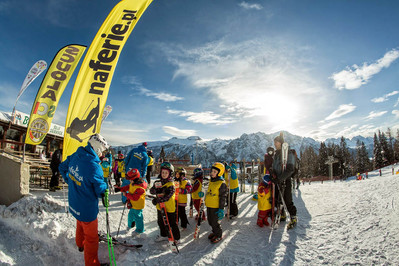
[59,134,109,266]
[271,134,297,229]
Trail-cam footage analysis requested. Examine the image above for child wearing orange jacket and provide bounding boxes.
[257,174,272,227]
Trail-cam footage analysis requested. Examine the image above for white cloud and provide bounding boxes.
[371,90,399,103]
[162,126,197,137]
[392,110,399,118]
[325,104,356,120]
[167,109,236,125]
[138,88,183,102]
[123,76,183,102]
[365,110,387,120]
[330,49,399,90]
[154,38,324,131]
[239,2,263,10]
[319,120,341,130]
[395,98,399,107]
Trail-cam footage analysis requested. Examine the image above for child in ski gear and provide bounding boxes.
[205,162,228,243]
[150,162,180,242]
[116,168,147,235]
[146,149,154,186]
[101,157,111,188]
[192,168,207,221]
[59,134,109,266]
[271,134,298,229]
[114,152,125,187]
[226,163,239,218]
[175,167,193,229]
[257,174,272,227]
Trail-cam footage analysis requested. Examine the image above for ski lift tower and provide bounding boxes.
[325,155,339,180]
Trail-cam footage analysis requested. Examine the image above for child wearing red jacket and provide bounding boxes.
[118,168,147,236]
[257,174,272,227]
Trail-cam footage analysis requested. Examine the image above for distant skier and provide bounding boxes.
[59,134,109,266]
[271,135,298,229]
[205,162,228,243]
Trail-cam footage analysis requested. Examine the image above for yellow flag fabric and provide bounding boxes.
[25,45,86,145]
[63,0,153,161]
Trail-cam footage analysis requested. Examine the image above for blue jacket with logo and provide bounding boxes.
[59,144,107,222]
[124,144,150,178]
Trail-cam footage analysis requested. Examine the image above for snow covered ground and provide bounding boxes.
[1,165,398,266]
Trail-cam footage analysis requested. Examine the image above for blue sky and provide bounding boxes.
[1,0,398,146]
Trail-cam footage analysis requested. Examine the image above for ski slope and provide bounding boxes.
[0,165,398,265]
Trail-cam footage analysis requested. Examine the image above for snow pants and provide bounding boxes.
[257,210,271,227]
[177,205,189,228]
[157,210,180,240]
[75,218,100,266]
[193,199,206,220]
[229,192,239,217]
[207,207,222,238]
[128,208,144,233]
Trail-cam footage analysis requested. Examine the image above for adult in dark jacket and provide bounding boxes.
[271,135,297,229]
[49,149,62,191]
[59,134,109,266]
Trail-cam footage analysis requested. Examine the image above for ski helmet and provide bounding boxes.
[175,167,187,177]
[147,149,153,156]
[88,134,109,157]
[118,153,124,160]
[267,146,275,155]
[211,162,225,177]
[160,162,174,175]
[193,167,204,178]
[126,168,140,181]
[262,174,271,184]
[102,157,109,162]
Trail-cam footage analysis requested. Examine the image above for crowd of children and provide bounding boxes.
[98,144,296,245]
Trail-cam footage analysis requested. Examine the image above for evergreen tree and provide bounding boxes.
[374,132,384,169]
[355,140,370,173]
[338,136,351,178]
[385,128,395,164]
[379,130,391,166]
[394,129,399,162]
[299,146,318,178]
[318,142,328,176]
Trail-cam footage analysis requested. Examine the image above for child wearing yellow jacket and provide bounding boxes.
[175,167,192,230]
[205,162,228,244]
[118,168,147,236]
[257,174,272,227]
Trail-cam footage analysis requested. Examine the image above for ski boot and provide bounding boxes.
[210,235,223,244]
[287,216,297,230]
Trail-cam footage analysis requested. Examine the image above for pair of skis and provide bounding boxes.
[99,233,142,249]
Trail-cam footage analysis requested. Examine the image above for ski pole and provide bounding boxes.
[62,182,68,216]
[116,203,126,237]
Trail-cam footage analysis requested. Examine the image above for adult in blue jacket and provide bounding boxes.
[124,142,150,180]
[59,134,109,266]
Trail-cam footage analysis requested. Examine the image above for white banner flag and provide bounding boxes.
[101,105,113,125]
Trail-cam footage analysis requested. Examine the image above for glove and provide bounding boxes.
[216,208,224,220]
[154,181,162,189]
[198,191,204,198]
[152,198,159,206]
[126,201,132,209]
[101,189,109,207]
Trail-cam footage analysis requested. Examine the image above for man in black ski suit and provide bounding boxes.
[49,149,62,192]
[271,135,297,229]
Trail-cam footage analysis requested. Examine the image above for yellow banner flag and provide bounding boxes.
[63,0,153,160]
[25,44,86,145]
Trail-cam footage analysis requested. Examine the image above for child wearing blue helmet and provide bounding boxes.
[257,174,272,227]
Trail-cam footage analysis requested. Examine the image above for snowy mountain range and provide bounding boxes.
[112,131,374,167]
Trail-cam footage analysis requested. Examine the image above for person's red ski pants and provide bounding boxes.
[75,218,100,266]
